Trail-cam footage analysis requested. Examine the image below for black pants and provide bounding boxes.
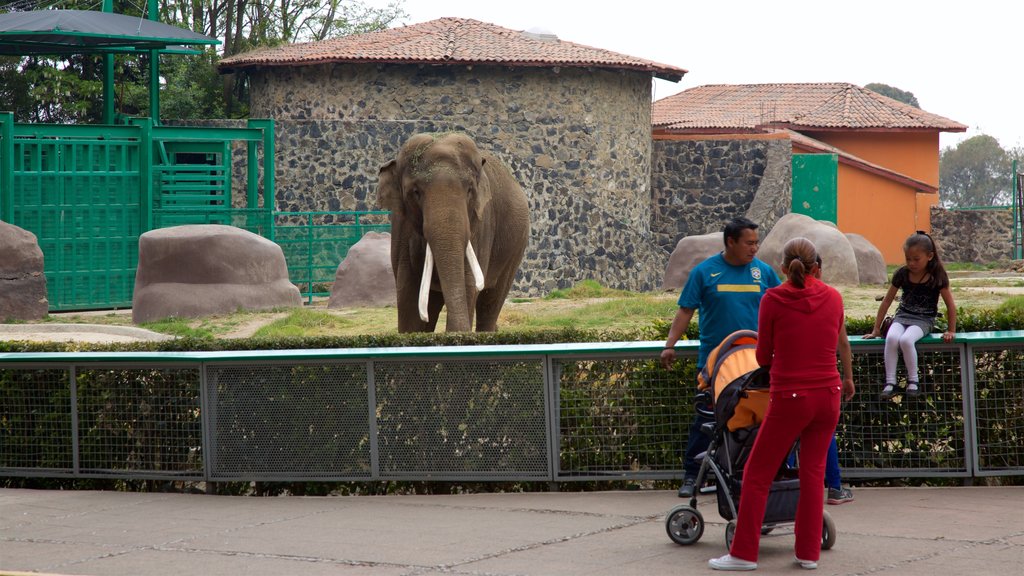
[683,410,714,478]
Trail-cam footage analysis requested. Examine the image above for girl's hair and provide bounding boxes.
[904,231,949,288]
[782,237,818,289]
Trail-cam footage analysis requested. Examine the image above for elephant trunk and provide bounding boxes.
[417,239,484,330]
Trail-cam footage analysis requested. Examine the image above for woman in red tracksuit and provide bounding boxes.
[709,237,856,572]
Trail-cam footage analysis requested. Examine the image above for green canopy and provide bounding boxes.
[0,9,219,122]
[0,9,218,55]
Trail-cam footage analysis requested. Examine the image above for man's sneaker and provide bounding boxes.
[677,476,698,498]
[795,556,818,570]
[827,486,854,505]
[708,554,757,571]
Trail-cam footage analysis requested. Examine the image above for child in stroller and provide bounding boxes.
[665,329,836,551]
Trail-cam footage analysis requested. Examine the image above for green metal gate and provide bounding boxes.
[792,153,838,223]
[1,114,275,312]
[6,125,142,310]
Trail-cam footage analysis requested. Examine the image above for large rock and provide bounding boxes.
[132,225,301,323]
[0,220,48,320]
[663,232,722,292]
[328,231,396,308]
[758,213,859,285]
[845,233,888,285]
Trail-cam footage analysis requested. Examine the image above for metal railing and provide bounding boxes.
[1,334,1022,482]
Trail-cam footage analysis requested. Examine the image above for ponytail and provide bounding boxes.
[782,237,818,289]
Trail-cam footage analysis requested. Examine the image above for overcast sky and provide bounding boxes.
[374,0,1022,152]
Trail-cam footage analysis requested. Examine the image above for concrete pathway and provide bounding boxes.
[0,324,172,344]
[1,486,1021,575]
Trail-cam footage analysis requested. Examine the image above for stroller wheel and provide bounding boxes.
[821,511,837,550]
[725,520,736,550]
[665,505,704,545]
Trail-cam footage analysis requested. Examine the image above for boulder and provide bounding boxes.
[0,220,48,320]
[845,233,888,285]
[132,225,301,323]
[663,232,722,292]
[758,213,859,285]
[328,231,396,308]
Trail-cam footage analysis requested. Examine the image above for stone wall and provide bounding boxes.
[230,63,668,295]
[650,137,792,251]
[929,206,1014,263]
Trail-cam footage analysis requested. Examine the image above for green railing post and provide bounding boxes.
[306,213,315,303]
[102,0,115,124]
[131,118,154,232]
[148,2,160,125]
[0,112,13,223]
[246,119,274,210]
[1014,159,1021,260]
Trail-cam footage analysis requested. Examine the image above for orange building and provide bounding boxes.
[652,83,966,263]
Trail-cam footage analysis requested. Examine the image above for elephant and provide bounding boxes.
[377,133,530,332]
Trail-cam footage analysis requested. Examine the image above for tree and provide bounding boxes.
[939,135,1013,207]
[0,0,407,122]
[864,83,920,108]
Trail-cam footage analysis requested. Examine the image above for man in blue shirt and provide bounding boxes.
[660,217,781,498]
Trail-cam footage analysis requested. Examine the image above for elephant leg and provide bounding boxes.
[396,263,429,332]
[475,271,516,332]
[426,291,444,332]
[475,289,502,332]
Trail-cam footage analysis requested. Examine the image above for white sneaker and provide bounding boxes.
[708,554,757,571]
[795,557,818,570]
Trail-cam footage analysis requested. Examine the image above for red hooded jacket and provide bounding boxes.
[756,276,845,391]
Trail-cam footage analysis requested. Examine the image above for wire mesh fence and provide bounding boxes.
[1,338,1022,483]
[839,345,967,476]
[969,345,1024,474]
[555,354,697,478]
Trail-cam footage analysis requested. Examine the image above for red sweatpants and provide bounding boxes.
[729,384,841,563]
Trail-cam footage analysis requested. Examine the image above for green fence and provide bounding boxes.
[2,334,1022,482]
[0,115,274,311]
[273,211,390,302]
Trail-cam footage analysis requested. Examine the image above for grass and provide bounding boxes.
[997,295,1024,314]
[21,274,1023,340]
[253,308,355,338]
[502,295,677,332]
[545,279,635,299]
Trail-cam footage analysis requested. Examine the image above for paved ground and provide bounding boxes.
[1,486,1021,576]
[0,324,172,344]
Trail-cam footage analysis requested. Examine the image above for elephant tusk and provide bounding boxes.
[466,241,484,291]
[418,245,433,323]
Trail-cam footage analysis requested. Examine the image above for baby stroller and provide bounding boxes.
[665,330,836,550]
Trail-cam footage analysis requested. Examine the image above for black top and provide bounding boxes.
[892,267,946,319]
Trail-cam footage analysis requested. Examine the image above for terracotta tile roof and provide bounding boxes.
[652,83,966,132]
[218,17,687,81]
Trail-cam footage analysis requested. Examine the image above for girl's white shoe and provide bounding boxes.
[708,554,757,571]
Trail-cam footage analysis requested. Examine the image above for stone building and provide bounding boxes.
[218,18,687,295]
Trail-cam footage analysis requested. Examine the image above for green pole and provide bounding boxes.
[1014,159,1021,260]
[148,3,160,124]
[0,112,13,223]
[131,118,154,233]
[102,0,115,124]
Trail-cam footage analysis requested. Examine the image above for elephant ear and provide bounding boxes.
[377,160,402,214]
[470,155,493,223]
